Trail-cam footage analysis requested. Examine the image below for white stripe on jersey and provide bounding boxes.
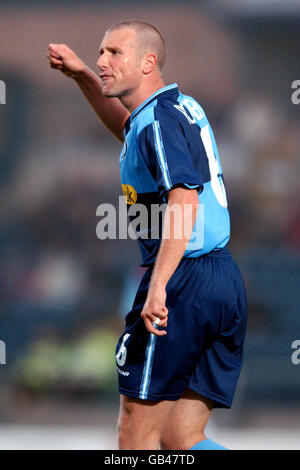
[152,120,172,191]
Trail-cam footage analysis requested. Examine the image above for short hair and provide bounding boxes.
[107,20,166,71]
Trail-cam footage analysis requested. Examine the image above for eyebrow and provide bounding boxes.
[98,45,123,55]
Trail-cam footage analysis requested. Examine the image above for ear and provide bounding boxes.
[142,53,157,74]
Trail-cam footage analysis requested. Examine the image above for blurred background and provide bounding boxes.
[0,0,299,450]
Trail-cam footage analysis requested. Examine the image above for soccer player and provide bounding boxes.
[46,20,247,450]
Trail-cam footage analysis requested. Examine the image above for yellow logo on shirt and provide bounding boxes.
[122,184,137,205]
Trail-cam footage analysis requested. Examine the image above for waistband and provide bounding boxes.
[144,245,231,269]
[204,246,231,258]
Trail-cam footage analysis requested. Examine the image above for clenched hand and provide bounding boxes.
[46,43,86,79]
[141,284,168,337]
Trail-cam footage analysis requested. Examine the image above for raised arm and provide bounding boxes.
[46,43,130,142]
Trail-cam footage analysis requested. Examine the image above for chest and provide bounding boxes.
[119,128,157,194]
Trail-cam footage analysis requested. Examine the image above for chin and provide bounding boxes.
[103,89,119,98]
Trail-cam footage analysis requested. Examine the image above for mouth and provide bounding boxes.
[100,74,114,82]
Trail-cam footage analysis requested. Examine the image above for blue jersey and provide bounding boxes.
[120,83,230,266]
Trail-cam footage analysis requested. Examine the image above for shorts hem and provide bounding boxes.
[119,386,232,408]
[119,387,183,402]
[188,385,232,409]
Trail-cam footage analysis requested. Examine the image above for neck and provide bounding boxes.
[119,76,165,114]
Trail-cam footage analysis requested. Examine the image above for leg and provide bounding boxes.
[160,388,213,450]
[117,394,176,450]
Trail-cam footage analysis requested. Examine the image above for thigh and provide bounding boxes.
[118,394,177,449]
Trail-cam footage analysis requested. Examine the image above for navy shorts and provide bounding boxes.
[115,246,247,408]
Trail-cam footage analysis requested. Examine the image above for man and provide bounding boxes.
[47,20,247,450]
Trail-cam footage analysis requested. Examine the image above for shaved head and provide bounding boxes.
[106,20,166,72]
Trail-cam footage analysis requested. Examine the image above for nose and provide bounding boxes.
[97,52,109,71]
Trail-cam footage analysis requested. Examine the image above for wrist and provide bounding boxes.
[149,278,167,291]
[73,63,90,81]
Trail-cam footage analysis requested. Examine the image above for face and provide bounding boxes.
[97,28,143,98]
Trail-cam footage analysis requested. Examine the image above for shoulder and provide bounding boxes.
[155,92,207,130]
[133,100,178,141]
[134,88,205,136]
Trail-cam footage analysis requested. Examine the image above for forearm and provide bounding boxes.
[149,188,199,291]
[74,66,130,141]
[149,235,189,290]
[141,188,198,336]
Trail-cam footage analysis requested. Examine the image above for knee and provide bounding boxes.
[160,428,205,450]
[117,403,132,448]
[117,422,128,449]
[160,433,173,450]
[160,428,185,450]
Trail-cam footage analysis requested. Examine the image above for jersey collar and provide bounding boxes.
[124,83,178,134]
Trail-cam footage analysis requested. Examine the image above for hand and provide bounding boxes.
[141,285,168,337]
[46,43,86,79]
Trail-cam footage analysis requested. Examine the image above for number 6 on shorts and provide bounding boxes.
[116,333,131,367]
